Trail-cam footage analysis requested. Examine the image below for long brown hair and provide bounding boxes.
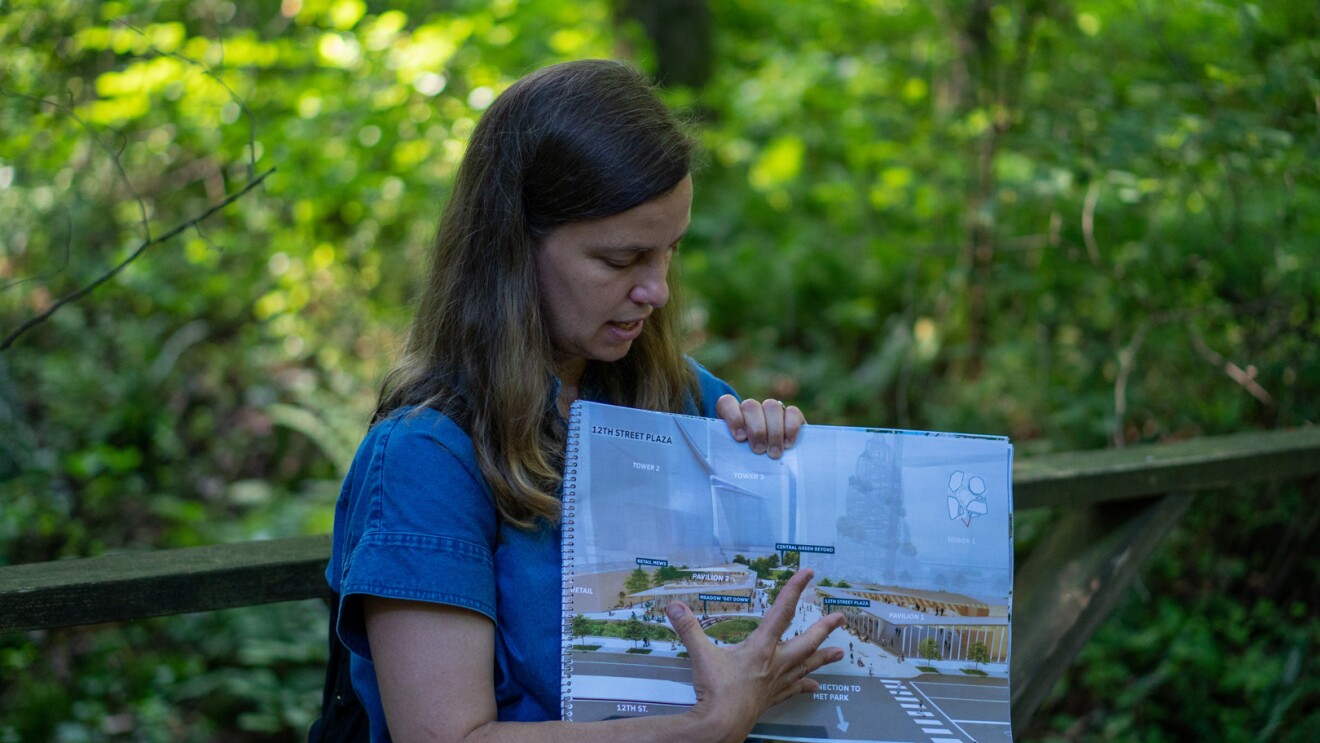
[376,60,698,530]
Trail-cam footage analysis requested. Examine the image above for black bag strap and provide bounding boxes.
[308,592,372,742]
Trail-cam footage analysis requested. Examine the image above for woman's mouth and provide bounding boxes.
[606,319,645,342]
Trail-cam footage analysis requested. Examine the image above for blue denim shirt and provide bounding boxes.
[326,362,736,740]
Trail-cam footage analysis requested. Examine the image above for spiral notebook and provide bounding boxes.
[560,400,1015,742]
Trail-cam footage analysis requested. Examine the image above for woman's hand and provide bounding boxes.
[367,584,840,743]
[664,569,844,742]
[716,394,805,459]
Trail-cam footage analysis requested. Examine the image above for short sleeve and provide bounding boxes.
[687,357,739,416]
[329,410,499,659]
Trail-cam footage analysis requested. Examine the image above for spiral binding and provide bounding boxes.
[560,401,584,721]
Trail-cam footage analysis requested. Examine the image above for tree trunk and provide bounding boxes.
[615,0,714,89]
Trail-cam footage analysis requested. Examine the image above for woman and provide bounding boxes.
[323,59,843,742]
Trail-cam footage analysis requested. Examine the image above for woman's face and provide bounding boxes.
[535,174,692,378]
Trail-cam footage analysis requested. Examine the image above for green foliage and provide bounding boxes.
[624,566,652,596]
[570,616,676,645]
[652,564,683,585]
[918,637,941,663]
[686,0,1320,445]
[736,552,781,580]
[570,613,592,640]
[623,615,646,647]
[705,618,760,645]
[1,0,1317,738]
[766,568,796,605]
[968,641,990,670]
[1025,480,1320,741]
[0,600,326,741]
[1,0,620,737]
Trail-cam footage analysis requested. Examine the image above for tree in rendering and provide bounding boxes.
[624,616,646,648]
[969,641,990,671]
[625,567,651,598]
[571,614,593,642]
[919,637,941,664]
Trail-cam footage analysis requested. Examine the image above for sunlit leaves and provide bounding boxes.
[753,138,805,187]
[2,0,1319,738]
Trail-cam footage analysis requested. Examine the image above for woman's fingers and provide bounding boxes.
[784,611,846,655]
[798,635,846,673]
[715,394,806,459]
[762,635,844,710]
[715,394,747,442]
[769,676,820,708]
[766,641,845,706]
[782,403,805,450]
[773,616,846,685]
[665,601,711,658]
[739,398,770,455]
[678,566,847,729]
[761,398,785,457]
[756,572,845,687]
[756,569,815,641]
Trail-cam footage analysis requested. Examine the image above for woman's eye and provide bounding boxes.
[602,254,639,269]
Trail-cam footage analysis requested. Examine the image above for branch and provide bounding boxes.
[2,14,270,352]
[0,167,275,351]
[0,88,153,244]
[1113,310,1184,448]
[1186,324,1274,407]
[1112,320,1149,449]
[1082,179,1101,266]
[114,20,258,181]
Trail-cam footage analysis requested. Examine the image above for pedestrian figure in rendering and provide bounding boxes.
[315,59,844,742]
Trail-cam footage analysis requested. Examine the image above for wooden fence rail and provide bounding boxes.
[2,426,1318,730]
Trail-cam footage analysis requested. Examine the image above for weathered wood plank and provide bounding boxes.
[1009,493,1193,730]
[1013,426,1320,509]
[0,535,331,634]
[2,428,1317,640]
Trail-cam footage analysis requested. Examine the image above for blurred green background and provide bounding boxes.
[1,0,1317,739]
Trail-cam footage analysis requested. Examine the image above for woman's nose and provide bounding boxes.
[629,265,670,308]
